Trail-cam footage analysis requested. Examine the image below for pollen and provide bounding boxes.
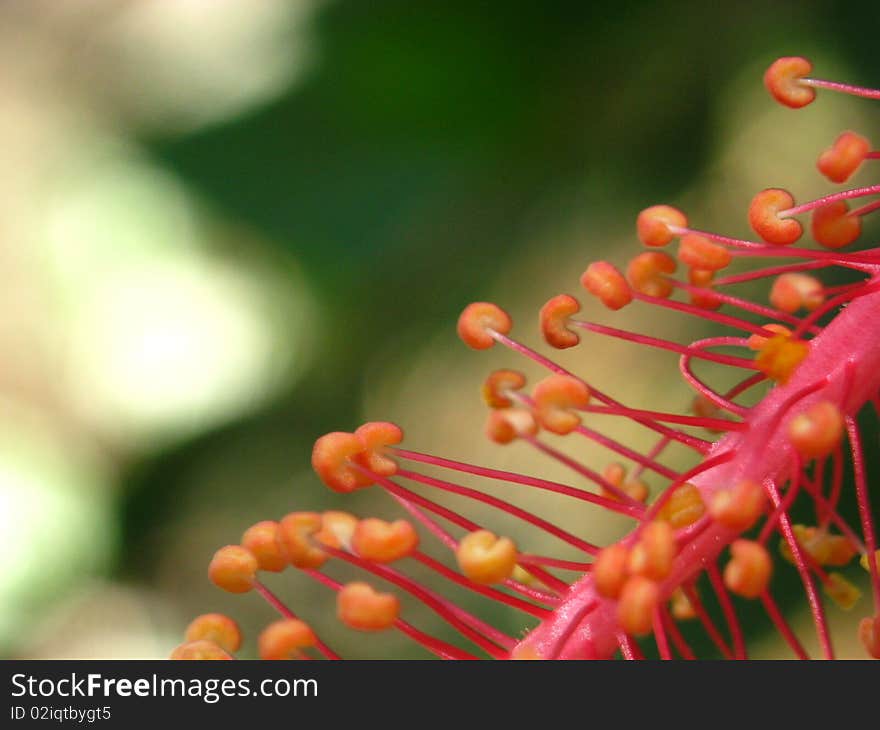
[312,431,372,493]
[485,408,539,444]
[657,482,705,529]
[723,540,772,598]
[677,234,732,271]
[754,333,809,384]
[208,545,259,594]
[670,588,697,621]
[627,521,676,581]
[457,302,513,350]
[169,640,233,660]
[636,204,687,247]
[626,251,676,298]
[482,369,527,409]
[822,573,861,611]
[184,613,243,653]
[709,480,767,532]
[811,201,861,249]
[352,518,420,563]
[455,529,518,585]
[617,575,660,636]
[748,188,803,245]
[746,324,791,351]
[770,273,824,313]
[594,543,630,599]
[540,294,581,349]
[258,619,316,660]
[277,511,328,570]
[817,131,871,183]
[241,521,287,573]
[788,401,844,460]
[531,374,590,435]
[580,261,633,310]
[764,56,816,109]
[337,581,400,631]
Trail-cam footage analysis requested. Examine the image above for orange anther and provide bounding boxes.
[723,540,772,598]
[670,588,697,621]
[312,431,371,493]
[691,393,728,433]
[636,205,688,247]
[823,572,861,610]
[617,576,660,636]
[764,56,815,108]
[754,333,809,384]
[352,518,419,563]
[858,615,880,659]
[485,408,538,444]
[353,421,402,478]
[709,479,767,532]
[788,401,844,460]
[594,543,630,599]
[817,131,871,183]
[532,374,590,435]
[687,268,723,310]
[628,521,676,582]
[770,273,824,313]
[657,482,705,529]
[208,545,258,594]
[626,251,676,298]
[258,619,316,660]
[241,521,287,573]
[184,613,243,653]
[540,294,581,349]
[811,201,861,249]
[860,550,880,573]
[277,512,328,569]
[482,369,527,409]
[457,302,512,349]
[678,234,732,272]
[601,462,649,503]
[314,511,359,550]
[746,324,791,351]
[580,261,633,310]
[170,640,233,660]
[748,188,803,245]
[337,582,400,631]
[455,529,517,585]
[781,525,857,567]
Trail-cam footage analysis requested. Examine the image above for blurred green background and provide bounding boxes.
[2,0,878,659]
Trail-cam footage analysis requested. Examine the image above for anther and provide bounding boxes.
[764,57,816,109]
[314,511,359,550]
[817,131,871,183]
[670,588,697,621]
[626,251,676,298]
[754,333,809,384]
[709,480,767,532]
[184,614,243,653]
[353,421,403,477]
[352,518,419,563]
[312,431,372,493]
[540,294,581,349]
[617,576,660,636]
[258,619,317,660]
[636,205,688,247]
[628,521,676,581]
[770,273,824,313]
[241,521,287,573]
[170,640,233,660]
[482,369,527,409]
[723,540,772,598]
[858,615,880,659]
[594,543,630,599]
[337,582,400,631]
[457,302,513,350]
[485,408,538,444]
[746,324,791,351]
[749,188,803,245]
[657,483,705,529]
[602,462,649,503]
[823,573,861,611]
[788,401,844,460]
[208,545,258,594]
[532,374,590,435]
[277,512,328,569]
[580,261,633,310]
[678,234,732,271]
[455,529,518,585]
[688,268,722,310]
[811,201,861,249]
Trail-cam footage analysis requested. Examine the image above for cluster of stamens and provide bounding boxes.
[173,56,880,661]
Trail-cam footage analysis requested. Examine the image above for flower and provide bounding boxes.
[172,57,880,660]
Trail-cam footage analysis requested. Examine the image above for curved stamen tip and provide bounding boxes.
[636,204,688,247]
[811,201,861,249]
[627,251,676,298]
[258,619,317,660]
[482,369,527,408]
[184,613,243,654]
[818,131,872,184]
[458,302,513,349]
[540,294,581,349]
[580,261,633,310]
[749,188,803,245]
[764,56,816,108]
[312,422,403,493]
[532,374,591,434]
[337,581,400,631]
